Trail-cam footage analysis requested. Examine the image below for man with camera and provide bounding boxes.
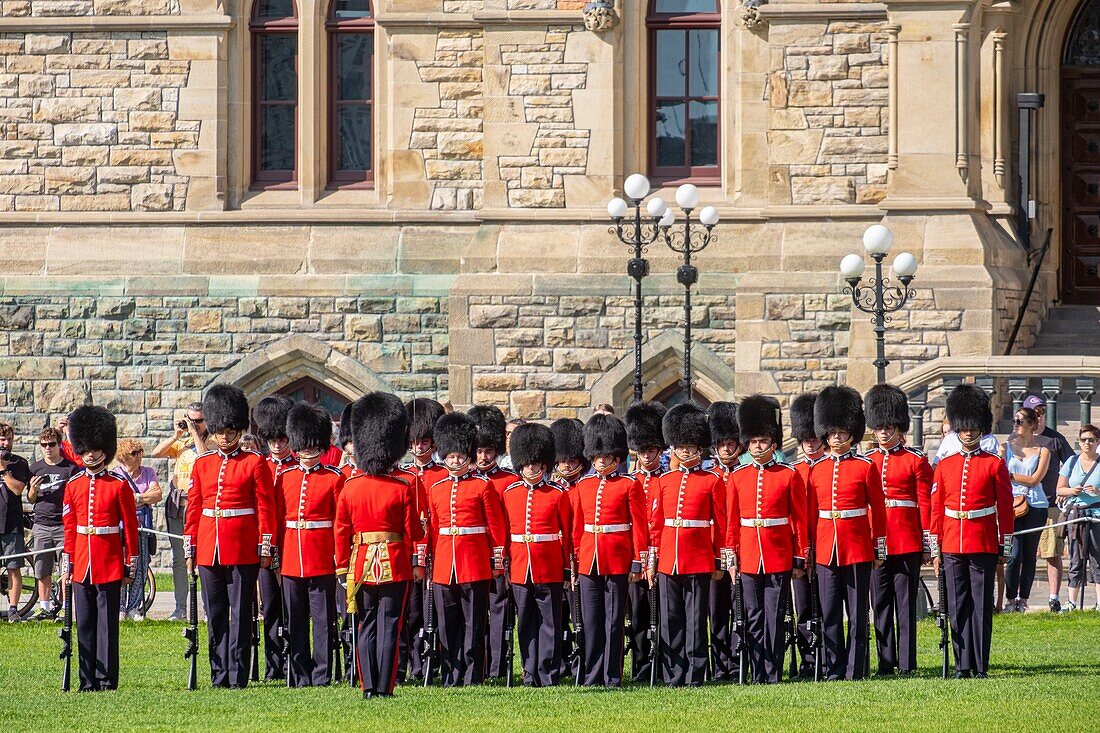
[27,427,79,621]
[0,421,32,622]
[152,402,209,621]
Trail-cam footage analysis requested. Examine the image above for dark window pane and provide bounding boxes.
[688,29,718,97]
[333,0,372,20]
[689,100,718,167]
[654,0,717,12]
[254,0,295,19]
[655,30,685,98]
[655,101,685,167]
[337,33,372,101]
[260,35,297,101]
[336,104,372,171]
[260,104,295,171]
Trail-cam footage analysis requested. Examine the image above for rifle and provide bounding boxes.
[331,611,342,686]
[59,577,72,692]
[936,553,950,679]
[808,544,823,682]
[280,596,290,688]
[786,578,798,680]
[249,594,260,682]
[503,582,515,688]
[733,565,746,685]
[422,557,438,687]
[183,568,198,691]
[572,567,584,686]
[647,551,659,687]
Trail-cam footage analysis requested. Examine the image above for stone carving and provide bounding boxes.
[582,1,617,33]
[739,0,765,30]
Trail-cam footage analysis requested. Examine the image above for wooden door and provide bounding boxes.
[1062,69,1100,304]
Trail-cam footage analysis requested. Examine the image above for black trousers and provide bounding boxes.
[708,572,735,680]
[627,578,653,682]
[791,573,816,677]
[1004,508,1045,601]
[73,578,121,692]
[199,563,259,688]
[398,579,425,681]
[434,579,490,687]
[560,583,578,678]
[258,566,283,680]
[354,582,409,695]
[1068,514,1100,588]
[513,581,562,686]
[657,573,709,687]
[283,574,336,687]
[944,552,996,675]
[486,574,510,678]
[871,552,921,673]
[816,561,871,681]
[741,571,791,684]
[578,573,628,686]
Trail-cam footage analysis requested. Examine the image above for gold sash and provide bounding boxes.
[346,531,403,613]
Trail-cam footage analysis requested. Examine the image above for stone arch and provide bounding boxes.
[211,335,389,404]
[589,331,736,412]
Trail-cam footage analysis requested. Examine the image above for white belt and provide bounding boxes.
[202,508,256,518]
[510,533,561,543]
[819,508,868,519]
[286,520,334,530]
[439,526,488,536]
[666,518,712,528]
[740,517,789,528]
[945,506,996,520]
[584,523,632,534]
[885,499,918,509]
[76,525,120,535]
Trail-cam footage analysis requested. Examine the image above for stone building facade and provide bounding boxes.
[0,0,1088,444]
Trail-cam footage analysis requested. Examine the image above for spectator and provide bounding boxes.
[1057,424,1100,611]
[1021,395,1075,613]
[934,416,999,466]
[500,418,526,470]
[0,421,32,622]
[115,439,162,621]
[594,403,615,416]
[1000,407,1050,613]
[26,428,78,621]
[151,402,208,621]
[241,433,263,453]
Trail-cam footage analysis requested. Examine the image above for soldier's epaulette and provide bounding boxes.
[850,453,874,464]
[195,449,218,460]
[901,445,926,458]
[320,465,344,477]
[806,455,828,467]
[277,464,302,477]
[547,478,569,491]
[703,467,722,480]
[504,480,525,493]
[775,461,797,472]
[242,448,263,457]
[65,471,85,485]
[387,472,410,488]
[730,463,755,476]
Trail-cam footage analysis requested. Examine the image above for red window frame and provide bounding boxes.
[646,0,721,186]
[327,1,375,188]
[251,0,299,189]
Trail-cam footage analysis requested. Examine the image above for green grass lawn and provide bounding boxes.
[4,614,1098,731]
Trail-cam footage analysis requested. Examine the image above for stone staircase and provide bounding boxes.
[1029,305,1100,356]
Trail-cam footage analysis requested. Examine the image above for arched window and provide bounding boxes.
[276,377,350,421]
[251,0,298,187]
[647,0,721,183]
[328,0,374,186]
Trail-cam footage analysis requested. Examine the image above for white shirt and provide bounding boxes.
[933,432,1000,465]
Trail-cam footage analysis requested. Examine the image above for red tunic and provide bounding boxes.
[184,448,276,567]
[807,452,887,566]
[502,478,573,584]
[931,449,1014,555]
[391,465,429,562]
[427,470,508,584]
[62,469,139,584]
[335,473,422,584]
[571,473,648,576]
[266,453,298,483]
[866,444,933,556]
[726,460,810,575]
[648,466,729,575]
[480,464,520,500]
[340,462,357,481]
[274,464,345,578]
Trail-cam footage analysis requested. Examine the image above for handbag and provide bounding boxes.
[1012,494,1029,518]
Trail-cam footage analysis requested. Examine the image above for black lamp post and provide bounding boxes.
[840,224,919,385]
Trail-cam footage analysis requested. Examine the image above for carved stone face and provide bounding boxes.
[583,5,617,33]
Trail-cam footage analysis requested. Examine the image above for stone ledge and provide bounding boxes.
[0,14,233,31]
[760,3,888,21]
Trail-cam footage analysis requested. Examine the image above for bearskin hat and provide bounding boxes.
[583,413,629,462]
[814,385,866,441]
[434,411,477,460]
[337,402,355,449]
[739,395,783,443]
[351,392,408,476]
[625,401,667,452]
[252,394,293,442]
[790,392,819,443]
[203,384,250,434]
[287,402,332,453]
[865,383,910,433]
[707,402,740,446]
[509,423,555,471]
[550,417,587,465]
[468,404,507,454]
[407,398,445,444]
[68,405,117,464]
[946,383,992,435]
[663,402,711,448]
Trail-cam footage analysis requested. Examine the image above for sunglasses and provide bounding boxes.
[1081,437,1098,443]
[39,441,58,448]
[1013,418,1031,426]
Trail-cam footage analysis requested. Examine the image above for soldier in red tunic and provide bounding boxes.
[571,414,646,687]
[502,423,572,687]
[864,384,933,676]
[932,385,1014,678]
[808,386,887,681]
[706,401,741,680]
[550,418,588,676]
[427,412,508,687]
[60,406,139,692]
[252,394,296,681]
[624,400,666,683]
[185,384,276,689]
[337,402,356,480]
[726,396,809,684]
[275,403,346,686]
[469,404,520,680]
[649,403,728,687]
[789,392,821,678]
[335,392,424,698]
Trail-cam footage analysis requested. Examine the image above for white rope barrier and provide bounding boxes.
[0,528,185,563]
[1012,514,1100,536]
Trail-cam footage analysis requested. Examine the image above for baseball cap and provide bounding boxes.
[1022,395,1045,410]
